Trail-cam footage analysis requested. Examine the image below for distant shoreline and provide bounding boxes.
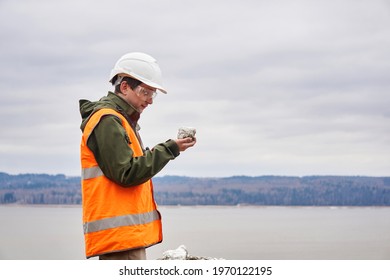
[1,204,390,209]
[2,173,390,206]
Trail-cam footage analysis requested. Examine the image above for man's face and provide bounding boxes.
[122,83,156,113]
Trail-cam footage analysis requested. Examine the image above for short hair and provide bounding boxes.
[113,76,142,94]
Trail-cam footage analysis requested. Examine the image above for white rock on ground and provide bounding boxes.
[159,245,224,260]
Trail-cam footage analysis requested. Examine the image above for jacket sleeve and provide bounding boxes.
[86,115,180,187]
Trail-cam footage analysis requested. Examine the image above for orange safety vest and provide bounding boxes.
[80,108,162,258]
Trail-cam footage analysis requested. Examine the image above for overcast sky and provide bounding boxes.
[0,0,389,178]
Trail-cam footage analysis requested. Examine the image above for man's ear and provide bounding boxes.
[119,81,128,95]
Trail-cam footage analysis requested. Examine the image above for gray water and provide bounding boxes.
[0,205,389,260]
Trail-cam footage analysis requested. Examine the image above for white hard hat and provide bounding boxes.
[109,52,167,93]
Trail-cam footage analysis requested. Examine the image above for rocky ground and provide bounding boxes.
[158,245,223,260]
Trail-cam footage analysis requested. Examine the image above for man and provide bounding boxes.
[79,52,196,260]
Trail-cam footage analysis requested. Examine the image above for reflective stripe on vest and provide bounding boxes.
[83,210,160,234]
[82,166,104,180]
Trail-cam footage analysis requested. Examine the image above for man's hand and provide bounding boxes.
[175,137,197,152]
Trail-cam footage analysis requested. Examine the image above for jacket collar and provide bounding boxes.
[107,92,140,123]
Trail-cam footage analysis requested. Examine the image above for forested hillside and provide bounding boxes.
[0,173,81,204]
[1,172,389,206]
[153,176,390,206]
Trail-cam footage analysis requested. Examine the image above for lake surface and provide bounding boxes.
[0,205,389,260]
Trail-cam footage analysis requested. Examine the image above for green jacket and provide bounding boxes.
[79,92,180,187]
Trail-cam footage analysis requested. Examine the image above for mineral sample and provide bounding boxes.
[177,127,196,140]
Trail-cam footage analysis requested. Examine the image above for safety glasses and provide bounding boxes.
[135,85,158,100]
